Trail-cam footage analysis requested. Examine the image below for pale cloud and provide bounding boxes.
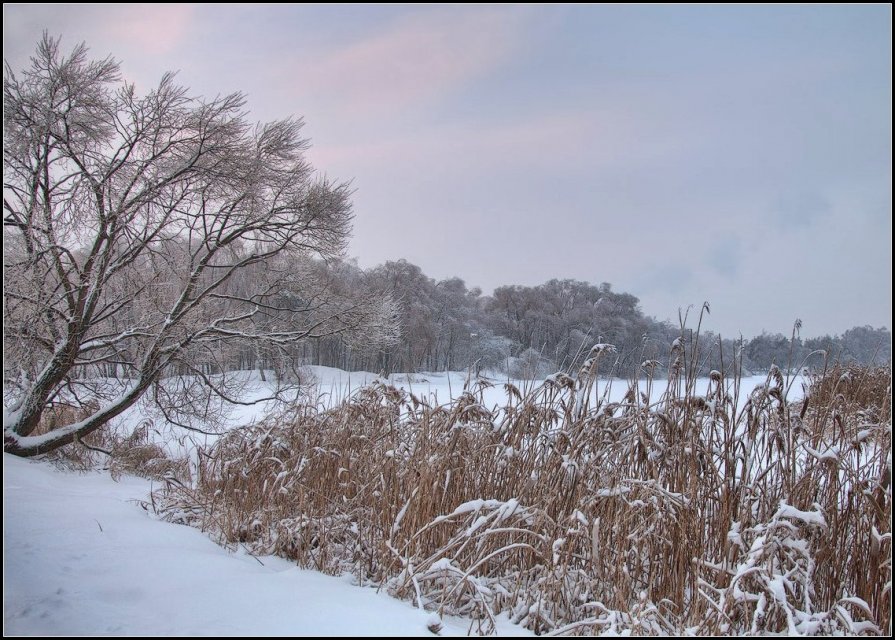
[113,4,197,56]
[632,264,695,297]
[276,8,530,117]
[707,235,743,279]
[773,191,832,230]
[309,112,593,174]
[309,102,699,181]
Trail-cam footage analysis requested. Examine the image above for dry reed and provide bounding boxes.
[42,405,191,483]
[153,354,891,635]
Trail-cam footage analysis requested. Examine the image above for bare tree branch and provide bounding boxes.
[3,36,397,457]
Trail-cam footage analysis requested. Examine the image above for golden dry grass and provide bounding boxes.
[45,413,191,483]
[153,362,891,635]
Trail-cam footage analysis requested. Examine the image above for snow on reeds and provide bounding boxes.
[154,358,891,635]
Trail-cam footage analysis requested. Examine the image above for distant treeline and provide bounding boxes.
[297,258,891,378]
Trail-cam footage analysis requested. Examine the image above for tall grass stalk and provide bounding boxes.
[154,339,891,635]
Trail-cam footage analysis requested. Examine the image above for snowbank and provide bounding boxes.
[3,455,529,636]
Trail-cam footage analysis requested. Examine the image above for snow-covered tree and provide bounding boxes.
[3,36,397,456]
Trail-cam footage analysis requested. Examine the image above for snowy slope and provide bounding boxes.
[3,455,529,636]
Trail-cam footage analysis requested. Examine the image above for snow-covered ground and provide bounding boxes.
[4,366,807,636]
[307,365,805,414]
[3,455,530,636]
[32,365,806,443]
